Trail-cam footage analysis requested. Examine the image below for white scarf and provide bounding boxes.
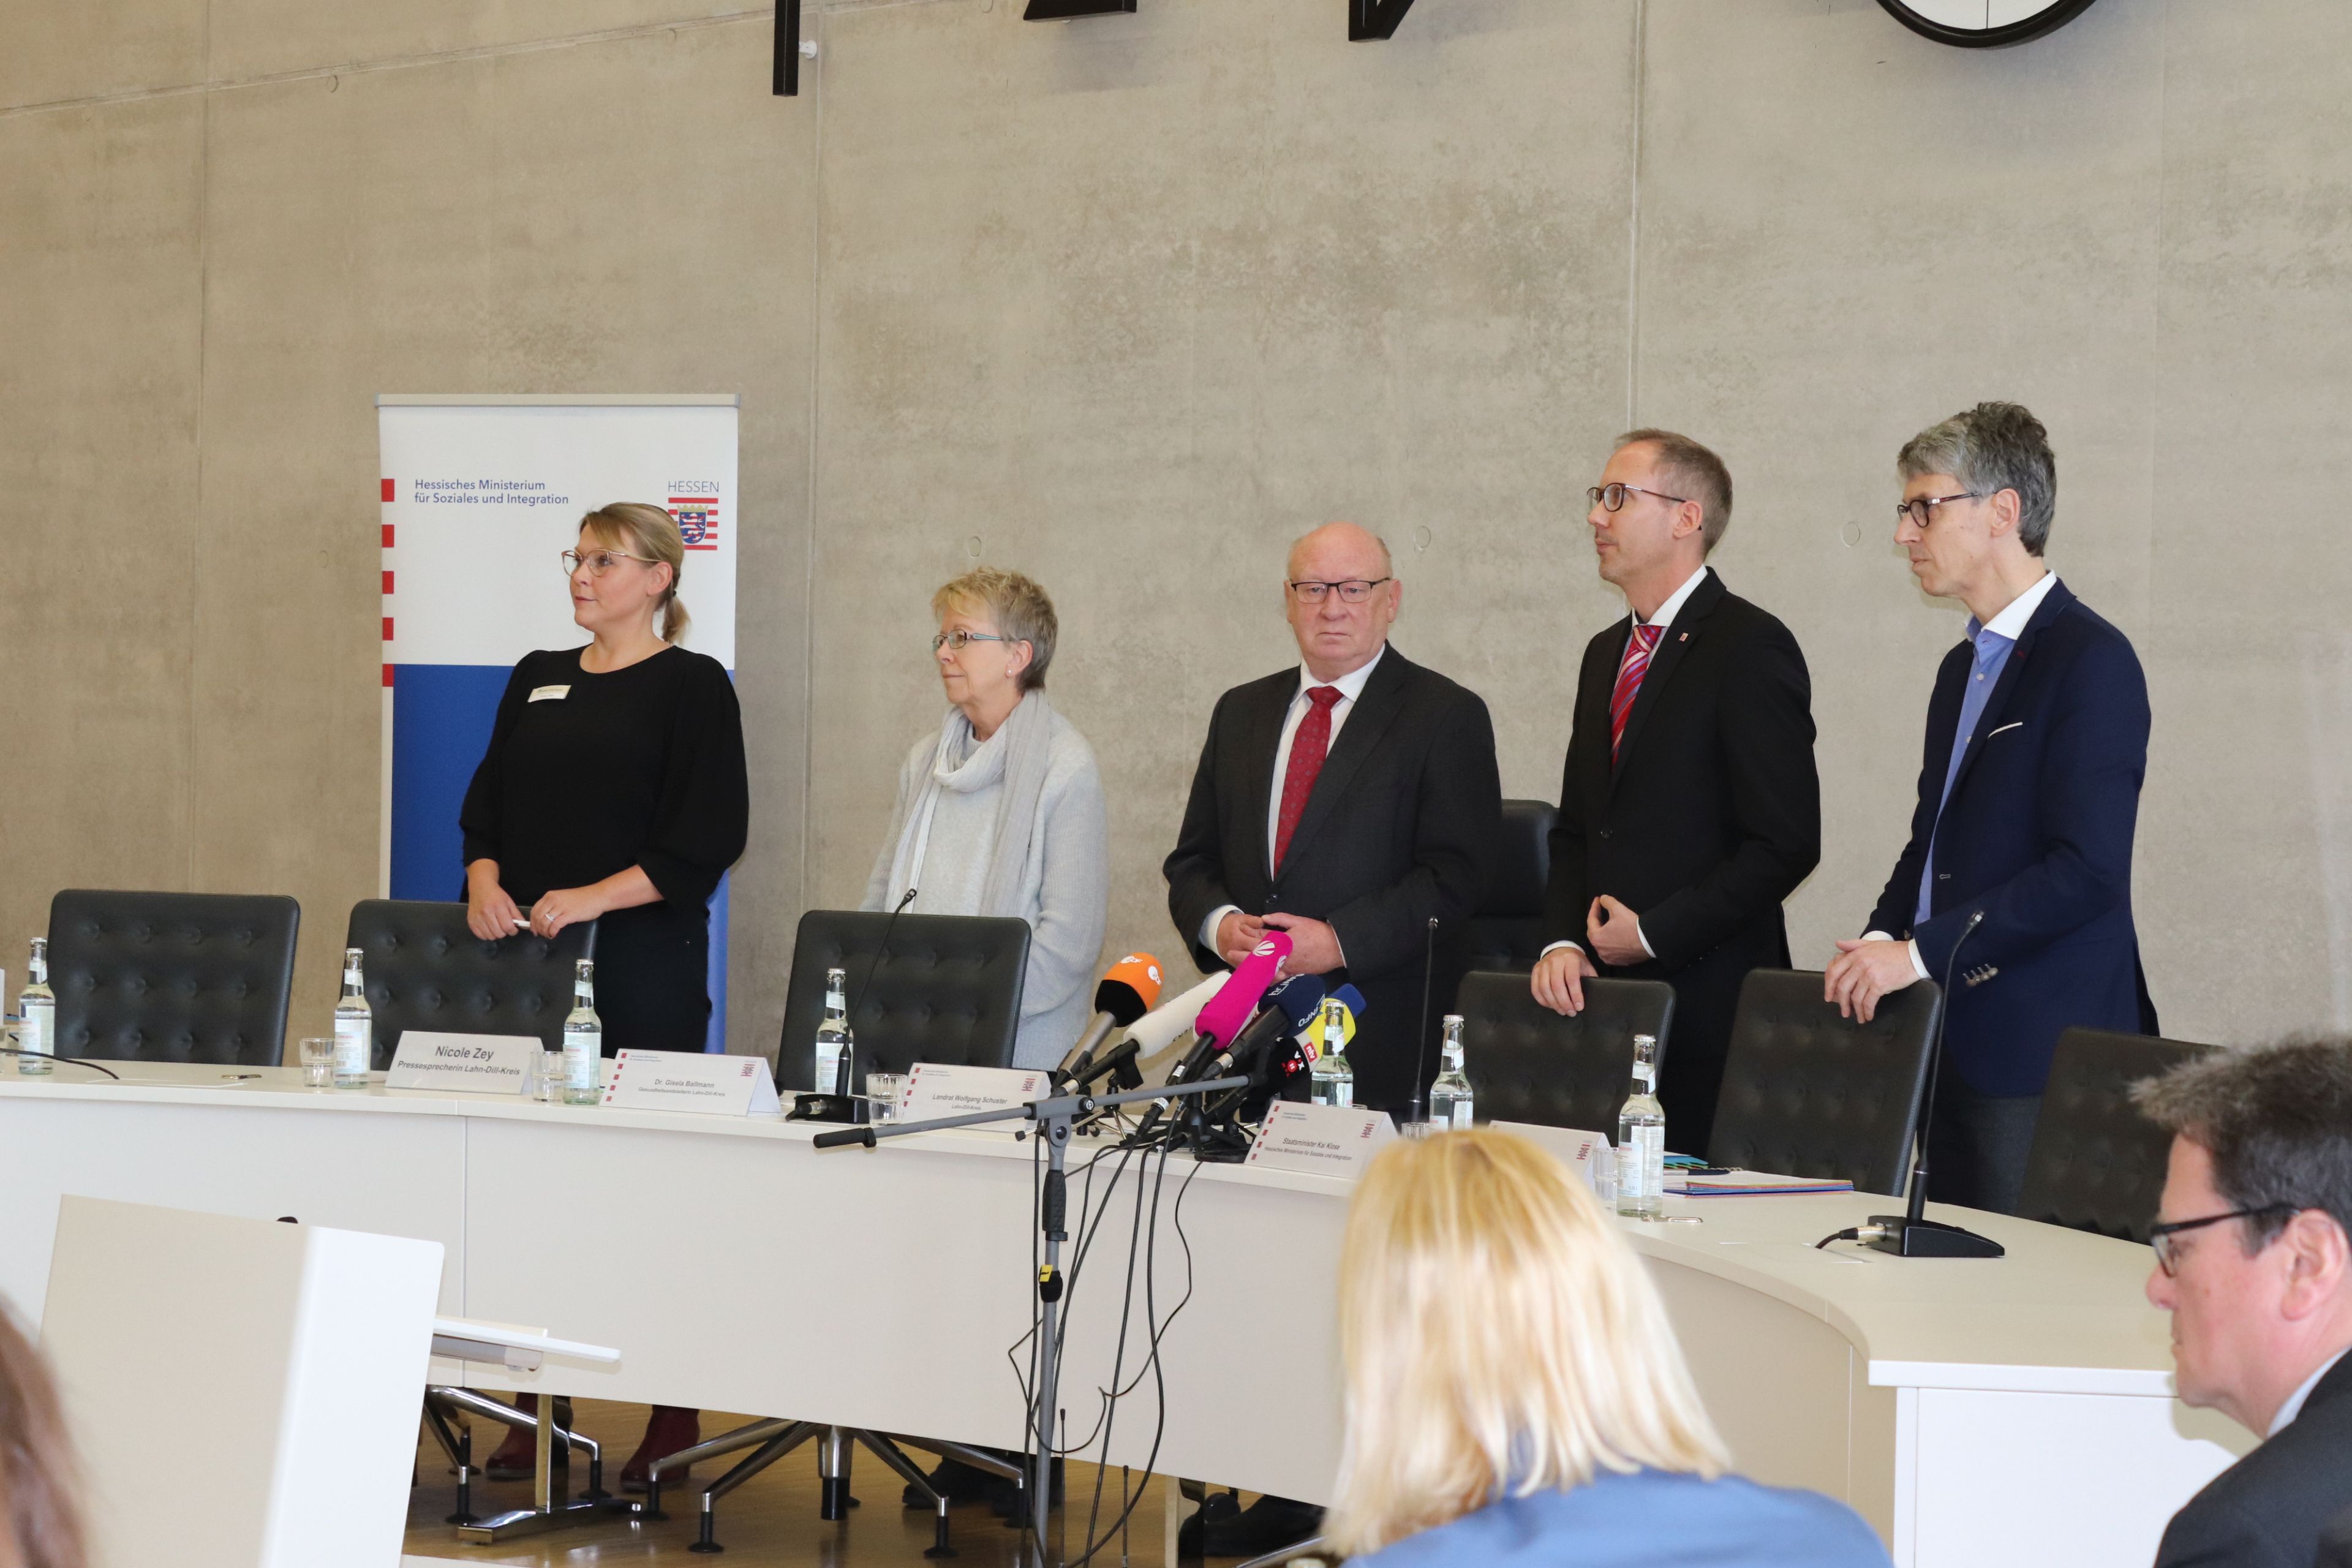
[883,691,1057,918]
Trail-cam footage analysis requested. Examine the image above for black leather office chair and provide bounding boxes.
[1707,969,1942,1196]
[345,900,596,1069]
[1452,969,1675,1133]
[2015,1027,2217,1243]
[773,909,1030,1091]
[1460,799,1556,976]
[47,889,301,1065]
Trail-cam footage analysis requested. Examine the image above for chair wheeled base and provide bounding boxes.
[635,1417,1022,1556]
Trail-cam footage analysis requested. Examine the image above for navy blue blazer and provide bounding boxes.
[1349,1468,1889,1568]
[1864,579,2155,1097]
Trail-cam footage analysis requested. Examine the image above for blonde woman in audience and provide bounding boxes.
[1324,1129,1888,1567]
[0,1307,85,1568]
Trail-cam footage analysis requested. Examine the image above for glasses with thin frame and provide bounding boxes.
[1894,492,1986,529]
[932,629,1009,653]
[1285,578,1393,605]
[2147,1203,2297,1276]
[1588,483,1689,513]
[561,549,655,577]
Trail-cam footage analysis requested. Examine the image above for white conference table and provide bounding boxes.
[0,1062,2246,1567]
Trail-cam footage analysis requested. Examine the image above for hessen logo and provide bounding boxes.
[668,494,723,552]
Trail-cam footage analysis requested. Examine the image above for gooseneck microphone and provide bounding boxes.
[1864,909,2005,1259]
[1054,952,1164,1088]
[838,887,919,1097]
[1410,915,1439,1123]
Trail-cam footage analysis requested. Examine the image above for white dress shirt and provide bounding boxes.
[1540,565,1712,965]
[1197,644,1389,956]
[1864,571,2060,979]
[2269,1347,2348,1438]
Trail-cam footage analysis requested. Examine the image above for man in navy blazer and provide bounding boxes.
[1825,402,2155,1214]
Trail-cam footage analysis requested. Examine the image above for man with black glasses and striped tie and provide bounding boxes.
[1531,430,1821,1158]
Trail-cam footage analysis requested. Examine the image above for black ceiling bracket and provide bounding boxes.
[1351,0,1417,40]
[773,0,802,95]
[1025,0,1137,18]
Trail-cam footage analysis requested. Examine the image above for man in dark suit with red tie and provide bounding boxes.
[1165,521,1500,1556]
[1531,431,1821,1158]
[1167,521,1502,1121]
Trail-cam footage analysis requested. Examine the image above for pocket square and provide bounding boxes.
[1986,721,2024,738]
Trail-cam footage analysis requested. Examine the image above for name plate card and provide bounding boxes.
[385,1032,541,1095]
[603,1050,782,1117]
[897,1063,1049,1129]
[1245,1101,1397,1180]
[1492,1121,1611,1189]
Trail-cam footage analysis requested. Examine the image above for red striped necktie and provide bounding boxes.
[1609,622,1664,761]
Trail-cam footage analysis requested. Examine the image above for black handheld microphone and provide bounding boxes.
[1071,1035,1144,1093]
[1864,910,2005,1259]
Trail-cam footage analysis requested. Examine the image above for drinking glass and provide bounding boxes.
[538,1051,565,1104]
[298,1036,336,1090]
[864,1071,905,1125]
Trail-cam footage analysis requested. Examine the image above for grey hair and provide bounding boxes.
[2133,1038,2352,1253]
[1897,402,2057,556]
[932,565,1058,692]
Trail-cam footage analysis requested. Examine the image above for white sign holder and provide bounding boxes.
[602,1050,781,1117]
[385,1031,541,1095]
[1244,1101,1398,1180]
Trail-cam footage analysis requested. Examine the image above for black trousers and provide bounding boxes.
[591,903,712,1054]
[1926,1075,2041,1215]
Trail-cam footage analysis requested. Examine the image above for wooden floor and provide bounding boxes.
[402,1399,1183,1567]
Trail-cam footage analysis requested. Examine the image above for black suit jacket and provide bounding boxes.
[1542,570,1820,1152]
[2156,1353,2352,1567]
[1164,646,1501,1110]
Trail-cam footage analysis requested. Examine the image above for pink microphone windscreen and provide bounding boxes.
[1191,931,1292,1050]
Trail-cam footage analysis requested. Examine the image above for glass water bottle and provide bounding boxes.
[814,967,852,1096]
[1427,1014,1474,1129]
[1308,997,1354,1108]
[333,947,372,1088]
[1616,1033,1666,1219]
[561,960,602,1106]
[16,939,54,1076]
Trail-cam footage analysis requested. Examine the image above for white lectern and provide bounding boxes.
[42,1196,443,1568]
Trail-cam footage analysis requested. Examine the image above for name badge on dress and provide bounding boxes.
[529,685,570,703]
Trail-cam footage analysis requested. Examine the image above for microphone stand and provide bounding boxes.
[1409,916,1438,1124]
[1864,910,2004,1259]
[813,1074,1250,1562]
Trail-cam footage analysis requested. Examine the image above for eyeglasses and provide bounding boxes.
[2147,1204,2297,1276]
[1285,578,1392,605]
[561,549,655,576]
[1894,492,1986,529]
[1588,483,1689,513]
[932,629,1009,653]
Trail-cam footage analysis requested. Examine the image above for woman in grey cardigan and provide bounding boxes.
[864,566,1109,1072]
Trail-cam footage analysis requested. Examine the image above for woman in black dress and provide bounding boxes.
[460,501,747,1485]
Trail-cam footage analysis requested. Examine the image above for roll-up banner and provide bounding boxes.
[376,395,739,1052]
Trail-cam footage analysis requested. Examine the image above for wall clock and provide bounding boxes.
[1876,0,2099,48]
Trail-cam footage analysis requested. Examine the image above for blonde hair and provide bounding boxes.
[930,566,1058,691]
[1324,1129,1728,1558]
[581,503,690,643]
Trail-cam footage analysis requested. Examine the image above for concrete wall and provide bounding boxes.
[3,0,2347,1058]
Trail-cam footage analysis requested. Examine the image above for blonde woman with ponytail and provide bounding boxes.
[458,503,749,1486]
[1324,1129,1888,1567]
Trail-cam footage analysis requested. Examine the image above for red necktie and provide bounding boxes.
[1609,623,1663,761]
[1274,687,1343,872]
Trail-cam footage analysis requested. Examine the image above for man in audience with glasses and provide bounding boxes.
[1826,402,2155,1215]
[2135,1038,2352,1567]
[1530,429,1820,1157]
